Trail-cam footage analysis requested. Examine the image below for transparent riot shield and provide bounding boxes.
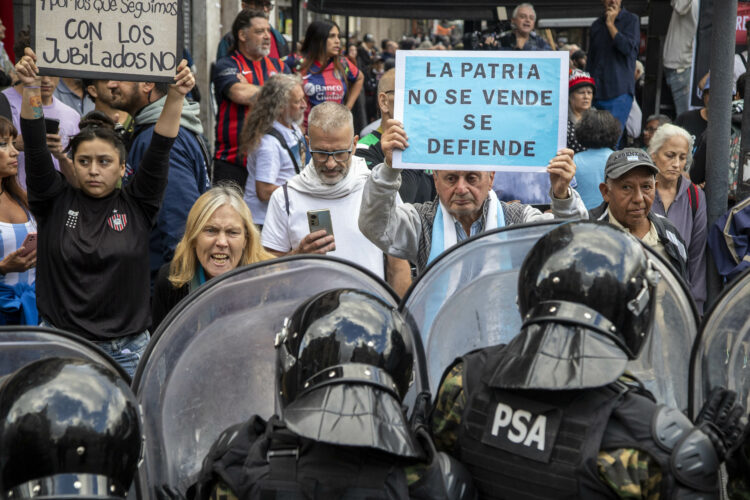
[132,256,425,497]
[690,269,750,420]
[401,221,698,411]
[0,326,127,380]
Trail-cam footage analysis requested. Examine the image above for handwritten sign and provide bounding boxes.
[393,51,568,172]
[32,0,183,82]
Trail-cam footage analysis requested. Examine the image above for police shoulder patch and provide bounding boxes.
[481,392,563,463]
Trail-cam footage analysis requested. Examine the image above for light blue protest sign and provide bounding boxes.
[393,50,568,172]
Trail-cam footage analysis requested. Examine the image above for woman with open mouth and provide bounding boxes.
[151,184,275,329]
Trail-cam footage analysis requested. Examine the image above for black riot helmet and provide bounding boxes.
[277,288,414,406]
[518,221,660,359]
[0,358,142,498]
[275,289,420,457]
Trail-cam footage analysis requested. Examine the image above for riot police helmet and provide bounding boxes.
[275,288,420,457]
[277,288,414,407]
[0,358,142,499]
[517,221,660,359]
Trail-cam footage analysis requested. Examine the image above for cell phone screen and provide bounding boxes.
[45,118,60,135]
[20,233,37,256]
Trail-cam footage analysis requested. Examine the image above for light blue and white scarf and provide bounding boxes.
[427,189,505,265]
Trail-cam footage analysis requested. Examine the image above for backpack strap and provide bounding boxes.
[266,127,302,174]
[266,419,301,482]
[687,182,699,219]
[282,183,290,216]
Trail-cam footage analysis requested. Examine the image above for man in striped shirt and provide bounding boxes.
[212,9,290,189]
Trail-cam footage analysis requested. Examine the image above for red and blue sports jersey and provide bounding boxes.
[301,57,359,126]
[213,51,290,166]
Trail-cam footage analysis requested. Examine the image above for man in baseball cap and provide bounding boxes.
[589,148,688,279]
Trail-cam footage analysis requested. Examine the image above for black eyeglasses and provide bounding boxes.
[310,142,353,164]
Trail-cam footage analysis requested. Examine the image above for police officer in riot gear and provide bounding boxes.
[193,288,475,499]
[0,357,142,498]
[431,221,746,499]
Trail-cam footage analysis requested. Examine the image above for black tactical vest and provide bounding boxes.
[456,345,674,499]
[194,416,413,500]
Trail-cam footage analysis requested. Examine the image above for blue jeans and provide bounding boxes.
[39,318,150,378]
[92,331,150,378]
[665,67,692,117]
[594,94,634,148]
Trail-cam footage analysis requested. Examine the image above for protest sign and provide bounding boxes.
[393,50,568,172]
[32,0,183,82]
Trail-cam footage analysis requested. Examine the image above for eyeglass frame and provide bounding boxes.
[309,141,354,165]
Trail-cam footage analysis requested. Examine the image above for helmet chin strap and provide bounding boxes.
[627,259,660,316]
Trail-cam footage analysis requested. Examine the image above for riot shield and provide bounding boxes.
[690,268,750,420]
[401,221,698,410]
[0,326,127,380]
[132,256,425,497]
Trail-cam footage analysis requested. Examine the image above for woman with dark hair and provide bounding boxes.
[15,47,194,376]
[0,116,38,324]
[299,20,364,129]
[573,109,622,209]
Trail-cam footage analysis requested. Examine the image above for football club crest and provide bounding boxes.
[107,210,128,232]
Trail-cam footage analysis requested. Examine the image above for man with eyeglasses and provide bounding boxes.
[355,68,435,203]
[498,3,552,51]
[261,102,412,295]
[216,0,289,60]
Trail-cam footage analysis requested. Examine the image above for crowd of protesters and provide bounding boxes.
[0,3,728,354]
[0,0,737,370]
[2,0,750,498]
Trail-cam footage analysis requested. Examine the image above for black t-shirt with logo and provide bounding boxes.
[22,117,174,340]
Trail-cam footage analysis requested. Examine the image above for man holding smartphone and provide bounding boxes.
[261,102,412,295]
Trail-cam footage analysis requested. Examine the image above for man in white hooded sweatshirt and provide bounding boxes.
[261,102,411,294]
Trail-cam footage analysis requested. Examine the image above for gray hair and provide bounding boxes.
[647,123,694,171]
[240,73,303,154]
[645,114,672,127]
[512,3,536,20]
[308,101,353,133]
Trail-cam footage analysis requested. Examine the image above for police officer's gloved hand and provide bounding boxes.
[695,387,748,461]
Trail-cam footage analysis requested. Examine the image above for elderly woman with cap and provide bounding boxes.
[567,69,596,153]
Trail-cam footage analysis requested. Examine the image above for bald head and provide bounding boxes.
[377,68,396,120]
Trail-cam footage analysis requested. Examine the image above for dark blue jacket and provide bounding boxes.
[587,7,640,100]
[126,97,211,283]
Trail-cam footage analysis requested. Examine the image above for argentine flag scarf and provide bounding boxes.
[427,190,505,265]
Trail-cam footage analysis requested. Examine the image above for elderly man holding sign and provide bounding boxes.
[359,120,585,273]
[359,51,587,273]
